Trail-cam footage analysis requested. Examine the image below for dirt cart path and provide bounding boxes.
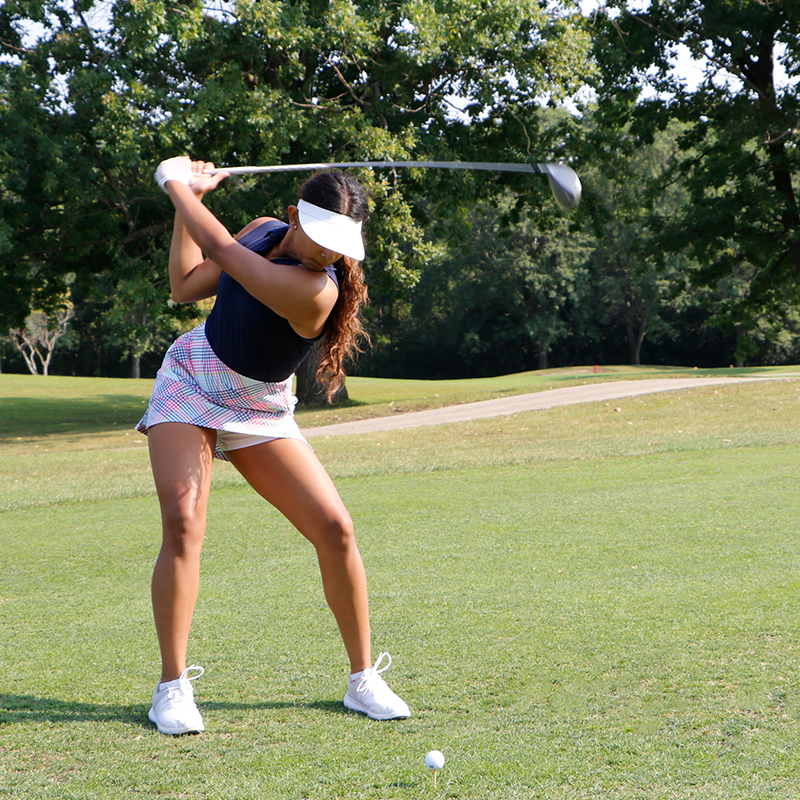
[303,376,798,438]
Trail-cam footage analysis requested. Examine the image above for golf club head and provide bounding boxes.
[538,163,581,211]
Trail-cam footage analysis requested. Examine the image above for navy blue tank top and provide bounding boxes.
[204,220,339,382]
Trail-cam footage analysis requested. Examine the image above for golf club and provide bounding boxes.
[208,160,581,210]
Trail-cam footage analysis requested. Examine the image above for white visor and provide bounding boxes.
[297,199,365,261]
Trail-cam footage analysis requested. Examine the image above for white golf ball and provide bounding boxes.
[425,750,445,770]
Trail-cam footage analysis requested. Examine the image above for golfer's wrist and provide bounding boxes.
[155,158,193,193]
[165,180,195,199]
[160,176,191,195]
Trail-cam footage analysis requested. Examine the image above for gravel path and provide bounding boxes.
[303,375,797,438]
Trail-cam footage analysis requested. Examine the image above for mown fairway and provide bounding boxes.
[1,368,800,799]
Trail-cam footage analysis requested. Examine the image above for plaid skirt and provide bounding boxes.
[136,322,307,461]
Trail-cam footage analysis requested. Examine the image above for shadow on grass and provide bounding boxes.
[296,397,369,410]
[0,695,349,727]
[0,395,367,441]
[0,396,148,440]
[202,699,350,716]
[0,695,153,728]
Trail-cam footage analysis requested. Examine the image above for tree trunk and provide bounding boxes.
[42,348,53,376]
[734,324,747,367]
[537,347,548,370]
[631,318,646,366]
[21,351,39,374]
[625,308,647,366]
[132,354,141,379]
[11,336,39,374]
[295,341,349,406]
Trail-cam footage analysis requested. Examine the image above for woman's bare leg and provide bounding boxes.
[148,423,216,683]
[227,439,371,674]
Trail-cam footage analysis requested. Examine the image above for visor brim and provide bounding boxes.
[297,200,365,261]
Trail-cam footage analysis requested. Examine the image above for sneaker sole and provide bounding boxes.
[343,695,410,721]
[148,707,205,735]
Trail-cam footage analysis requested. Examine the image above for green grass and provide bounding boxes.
[2,363,798,439]
[2,369,800,798]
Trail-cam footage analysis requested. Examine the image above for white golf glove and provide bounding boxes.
[155,157,193,193]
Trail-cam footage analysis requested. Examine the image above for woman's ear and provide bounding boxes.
[287,204,299,228]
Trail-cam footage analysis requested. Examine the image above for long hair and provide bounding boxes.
[298,171,370,400]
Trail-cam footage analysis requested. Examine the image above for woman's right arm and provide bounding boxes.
[168,207,221,303]
[165,159,277,303]
[168,211,273,304]
[166,161,229,303]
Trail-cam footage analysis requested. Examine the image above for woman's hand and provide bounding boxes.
[155,156,228,196]
[188,160,229,197]
[155,156,192,192]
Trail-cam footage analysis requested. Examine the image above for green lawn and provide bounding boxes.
[2,369,800,799]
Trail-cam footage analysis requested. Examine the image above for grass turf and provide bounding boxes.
[1,369,800,798]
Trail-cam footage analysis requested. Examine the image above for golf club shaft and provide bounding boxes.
[208,160,551,175]
[206,160,581,210]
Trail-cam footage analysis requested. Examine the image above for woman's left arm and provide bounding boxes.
[159,158,338,338]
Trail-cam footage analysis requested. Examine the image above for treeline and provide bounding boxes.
[362,112,800,378]
[1,0,798,383]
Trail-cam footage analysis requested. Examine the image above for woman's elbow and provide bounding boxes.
[171,287,211,304]
[169,282,207,304]
[201,233,236,265]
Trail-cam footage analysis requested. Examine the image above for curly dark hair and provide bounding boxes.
[298,171,370,400]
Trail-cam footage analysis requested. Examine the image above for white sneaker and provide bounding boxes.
[148,665,206,734]
[343,653,410,720]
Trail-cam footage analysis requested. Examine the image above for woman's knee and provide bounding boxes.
[159,500,207,554]
[310,510,356,555]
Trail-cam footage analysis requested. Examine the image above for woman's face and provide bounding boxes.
[286,205,342,271]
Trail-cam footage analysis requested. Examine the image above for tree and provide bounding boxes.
[0,0,185,371]
[582,118,697,366]
[591,0,800,320]
[0,0,594,389]
[9,306,75,375]
[104,275,193,378]
[376,189,593,377]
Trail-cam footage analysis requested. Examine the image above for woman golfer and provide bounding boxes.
[137,156,409,734]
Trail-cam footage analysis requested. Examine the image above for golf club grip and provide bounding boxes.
[208,161,552,175]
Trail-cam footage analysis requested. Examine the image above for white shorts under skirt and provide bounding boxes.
[136,322,308,461]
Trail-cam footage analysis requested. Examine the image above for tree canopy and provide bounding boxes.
[591,0,800,355]
[0,0,590,315]
[0,0,600,383]
[2,0,800,380]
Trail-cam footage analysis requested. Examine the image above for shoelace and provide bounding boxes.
[159,665,205,705]
[182,665,205,682]
[352,652,392,695]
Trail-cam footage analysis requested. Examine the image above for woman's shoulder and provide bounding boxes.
[235,217,289,255]
[233,216,285,240]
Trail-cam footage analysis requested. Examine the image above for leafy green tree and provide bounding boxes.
[105,275,195,378]
[0,0,183,371]
[591,0,800,325]
[0,0,593,390]
[375,190,593,377]
[582,118,699,365]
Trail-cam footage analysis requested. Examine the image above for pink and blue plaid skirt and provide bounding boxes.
[136,322,307,461]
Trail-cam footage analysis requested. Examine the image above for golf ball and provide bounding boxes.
[425,750,445,770]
